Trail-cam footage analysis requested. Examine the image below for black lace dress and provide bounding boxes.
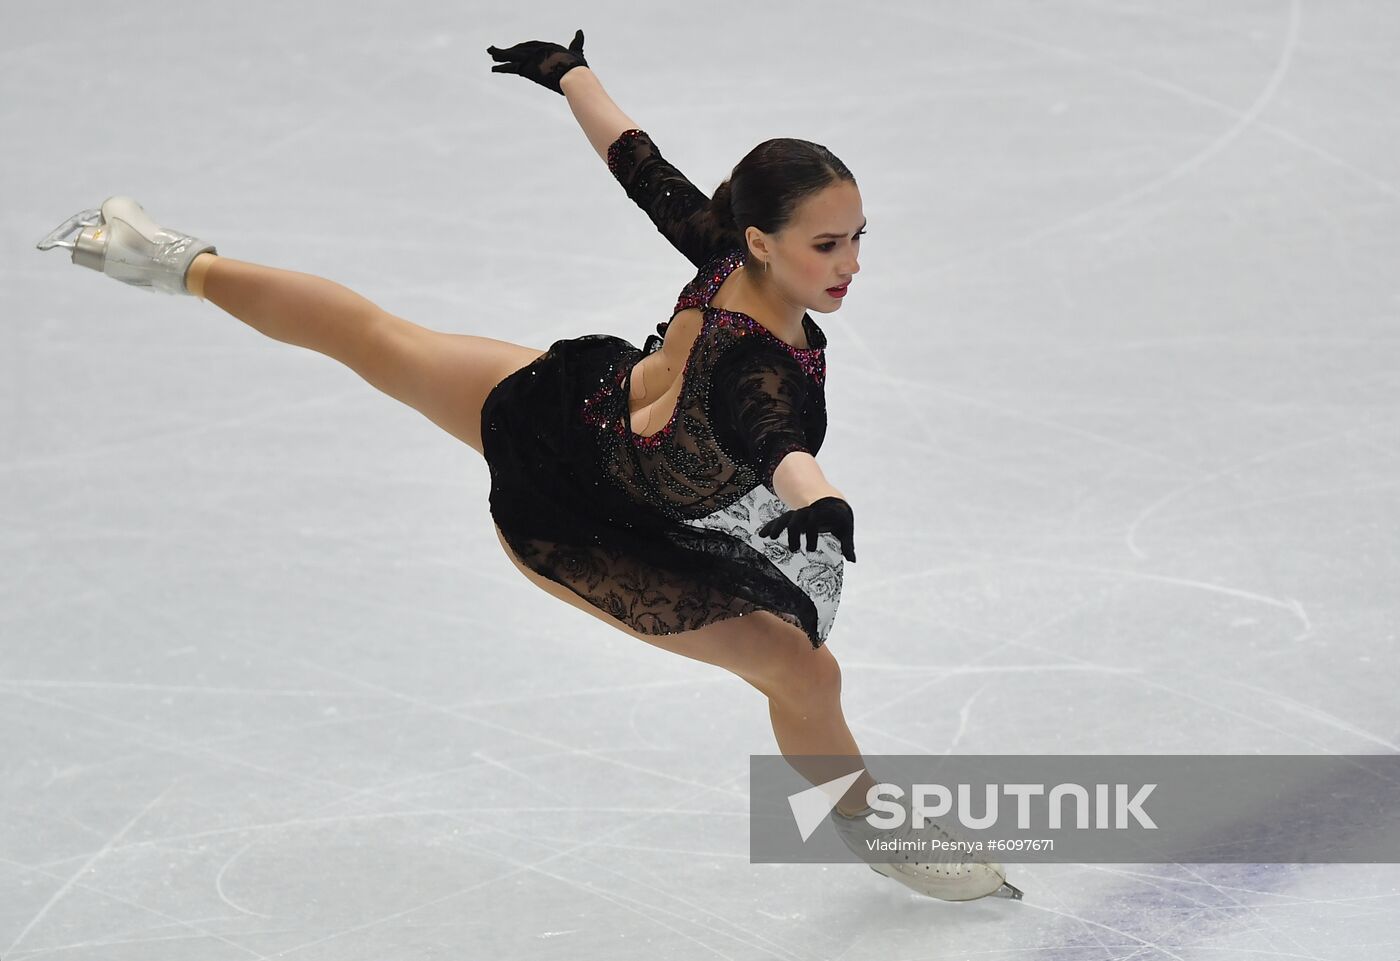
[479,128,844,649]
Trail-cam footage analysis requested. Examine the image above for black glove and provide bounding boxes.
[486,29,589,95]
[758,496,857,562]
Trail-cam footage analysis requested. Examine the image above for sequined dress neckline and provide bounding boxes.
[604,248,828,449]
[678,247,828,357]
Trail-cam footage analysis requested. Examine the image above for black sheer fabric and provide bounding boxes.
[479,128,843,649]
[713,341,820,492]
[605,126,740,273]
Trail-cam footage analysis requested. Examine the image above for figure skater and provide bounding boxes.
[37,28,1020,903]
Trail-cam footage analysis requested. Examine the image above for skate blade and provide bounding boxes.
[867,864,1025,902]
[37,208,102,251]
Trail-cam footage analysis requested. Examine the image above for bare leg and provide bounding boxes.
[490,525,880,813]
[188,252,393,360]
[767,665,881,816]
[185,252,544,454]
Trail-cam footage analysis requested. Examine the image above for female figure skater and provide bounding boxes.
[37,28,1019,903]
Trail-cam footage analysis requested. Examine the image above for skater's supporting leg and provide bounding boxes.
[490,532,880,811]
[762,647,881,816]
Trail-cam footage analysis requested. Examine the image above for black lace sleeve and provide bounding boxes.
[606,128,738,269]
[712,342,814,495]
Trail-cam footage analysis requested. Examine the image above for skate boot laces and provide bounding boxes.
[831,804,1023,901]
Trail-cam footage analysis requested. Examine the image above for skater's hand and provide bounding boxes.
[759,496,856,562]
[486,29,589,95]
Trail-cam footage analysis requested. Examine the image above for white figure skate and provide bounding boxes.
[36,196,216,296]
[832,805,1024,902]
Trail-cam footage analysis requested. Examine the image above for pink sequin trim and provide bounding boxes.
[675,248,827,384]
[579,200,829,449]
[606,128,648,178]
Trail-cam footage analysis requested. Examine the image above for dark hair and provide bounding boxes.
[708,138,856,266]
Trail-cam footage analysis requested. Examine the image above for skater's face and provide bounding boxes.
[749,180,864,312]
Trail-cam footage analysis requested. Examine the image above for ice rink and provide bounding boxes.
[3,1,1398,958]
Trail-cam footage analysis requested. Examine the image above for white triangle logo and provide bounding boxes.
[787,770,866,842]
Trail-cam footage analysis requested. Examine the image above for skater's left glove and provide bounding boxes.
[486,29,589,95]
[758,496,857,562]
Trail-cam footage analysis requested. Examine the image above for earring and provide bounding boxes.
[764,260,769,274]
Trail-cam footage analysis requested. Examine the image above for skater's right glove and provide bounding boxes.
[759,496,857,562]
[486,29,589,95]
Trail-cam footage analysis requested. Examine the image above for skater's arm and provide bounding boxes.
[561,68,638,163]
[715,344,840,506]
[565,70,736,269]
[773,451,845,510]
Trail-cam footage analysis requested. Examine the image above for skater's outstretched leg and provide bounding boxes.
[187,253,546,455]
[36,195,546,456]
[188,252,396,362]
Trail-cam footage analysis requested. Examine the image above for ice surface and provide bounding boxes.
[3,1,1397,958]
